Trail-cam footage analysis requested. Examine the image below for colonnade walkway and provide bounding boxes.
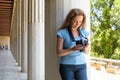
[0,50,27,80]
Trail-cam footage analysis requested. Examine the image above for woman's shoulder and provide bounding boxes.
[57,28,67,33]
[79,28,90,37]
[57,28,68,38]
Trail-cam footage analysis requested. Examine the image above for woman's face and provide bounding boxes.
[71,15,83,29]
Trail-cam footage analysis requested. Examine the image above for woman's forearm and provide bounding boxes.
[57,48,74,56]
[84,44,90,54]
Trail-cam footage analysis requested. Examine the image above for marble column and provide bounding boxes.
[14,1,18,63]
[21,0,28,73]
[45,0,61,80]
[16,0,19,63]
[17,0,22,66]
[10,0,18,63]
[28,0,45,80]
[45,0,71,80]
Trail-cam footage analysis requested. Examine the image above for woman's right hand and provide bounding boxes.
[72,44,84,51]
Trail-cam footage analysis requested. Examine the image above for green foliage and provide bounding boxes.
[90,0,120,59]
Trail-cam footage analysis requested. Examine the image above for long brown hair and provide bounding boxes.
[59,8,86,30]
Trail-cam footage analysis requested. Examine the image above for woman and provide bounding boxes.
[56,8,90,80]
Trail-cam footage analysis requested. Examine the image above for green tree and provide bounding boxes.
[90,0,120,59]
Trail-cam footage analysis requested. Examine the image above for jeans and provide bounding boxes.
[60,64,87,80]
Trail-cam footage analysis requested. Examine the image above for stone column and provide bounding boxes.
[16,1,19,63]
[28,0,45,80]
[13,1,18,63]
[21,0,28,73]
[17,0,21,66]
[10,0,18,63]
[45,0,72,80]
[45,0,61,80]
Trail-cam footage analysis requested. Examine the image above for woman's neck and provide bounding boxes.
[71,27,78,31]
[71,28,79,37]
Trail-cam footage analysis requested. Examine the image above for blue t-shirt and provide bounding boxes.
[57,28,90,65]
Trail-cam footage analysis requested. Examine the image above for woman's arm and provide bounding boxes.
[57,37,84,56]
[84,43,90,55]
[57,37,73,56]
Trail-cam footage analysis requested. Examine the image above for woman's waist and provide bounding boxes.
[60,54,86,65]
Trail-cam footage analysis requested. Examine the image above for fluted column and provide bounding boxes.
[21,0,28,73]
[45,0,61,80]
[16,0,19,63]
[14,0,18,63]
[14,8,17,62]
[28,0,45,80]
[17,0,22,66]
[45,0,72,80]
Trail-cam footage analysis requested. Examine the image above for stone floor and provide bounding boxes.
[0,50,27,80]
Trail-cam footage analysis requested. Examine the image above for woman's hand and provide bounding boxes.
[72,44,84,51]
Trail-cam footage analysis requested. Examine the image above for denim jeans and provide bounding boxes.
[60,64,87,80]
